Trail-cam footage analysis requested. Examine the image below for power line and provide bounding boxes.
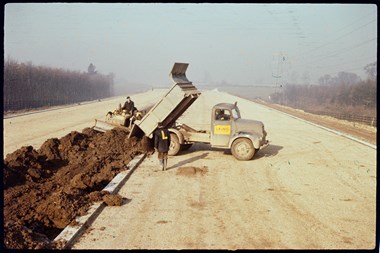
[308,19,376,53]
[322,9,376,38]
[277,8,376,84]
[292,37,377,67]
[293,17,376,62]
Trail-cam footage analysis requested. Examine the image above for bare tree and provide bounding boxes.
[364,62,376,81]
[336,72,360,86]
[4,59,113,111]
[269,65,376,117]
[88,63,97,75]
[318,74,332,86]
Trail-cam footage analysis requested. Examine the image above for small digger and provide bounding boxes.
[93,103,146,132]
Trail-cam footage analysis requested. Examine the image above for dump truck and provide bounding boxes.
[94,62,268,160]
[169,101,268,160]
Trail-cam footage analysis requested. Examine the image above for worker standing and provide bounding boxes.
[122,96,135,115]
[154,122,171,171]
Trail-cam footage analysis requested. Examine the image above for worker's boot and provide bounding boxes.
[163,159,167,171]
[160,159,165,171]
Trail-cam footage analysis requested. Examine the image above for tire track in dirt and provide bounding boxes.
[197,164,256,249]
[261,128,340,248]
[101,161,213,249]
[315,142,376,248]
[186,165,237,249]
[188,167,209,248]
[179,164,242,249]
[214,163,277,249]
[205,170,233,248]
[263,132,375,249]
[174,164,234,249]
[265,163,336,248]
[171,166,206,248]
[119,164,166,248]
[166,159,261,249]
[319,141,376,206]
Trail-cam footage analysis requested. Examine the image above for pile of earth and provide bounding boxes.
[3,127,154,249]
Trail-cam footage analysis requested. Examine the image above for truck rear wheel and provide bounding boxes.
[231,138,255,161]
[168,133,181,156]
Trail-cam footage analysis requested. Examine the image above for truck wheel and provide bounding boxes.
[168,133,181,156]
[231,138,256,161]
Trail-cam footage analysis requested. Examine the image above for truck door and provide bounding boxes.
[211,108,233,147]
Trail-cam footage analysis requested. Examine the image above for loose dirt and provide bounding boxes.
[175,166,208,176]
[3,127,153,249]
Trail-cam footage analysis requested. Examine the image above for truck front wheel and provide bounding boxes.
[231,138,256,161]
[168,133,181,156]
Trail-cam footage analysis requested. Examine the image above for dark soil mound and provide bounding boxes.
[3,127,153,249]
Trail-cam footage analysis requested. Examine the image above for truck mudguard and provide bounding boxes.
[229,132,262,149]
[169,128,184,144]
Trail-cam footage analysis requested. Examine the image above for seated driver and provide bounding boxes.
[215,109,229,121]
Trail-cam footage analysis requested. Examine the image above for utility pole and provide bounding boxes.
[272,52,286,91]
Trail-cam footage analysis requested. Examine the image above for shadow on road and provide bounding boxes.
[180,143,229,155]
[175,142,283,161]
[121,197,132,206]
[255,144,283,158]
[167,152,209,170]
[180,143,211,153]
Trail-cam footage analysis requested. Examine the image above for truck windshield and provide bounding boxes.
[232,108,240,120]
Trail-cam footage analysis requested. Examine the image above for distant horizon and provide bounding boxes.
[5,55,373,99]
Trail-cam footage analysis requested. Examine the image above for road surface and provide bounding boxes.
[3,89,376,250]
[75,90,376,250]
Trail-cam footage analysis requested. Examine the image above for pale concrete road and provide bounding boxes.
[3,89,166,157]
[68,90,376,250]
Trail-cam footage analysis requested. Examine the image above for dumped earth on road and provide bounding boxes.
[3,127,153,249]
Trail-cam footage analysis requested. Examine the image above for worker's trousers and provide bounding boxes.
[159,159,168,171]
[158,152,168,171]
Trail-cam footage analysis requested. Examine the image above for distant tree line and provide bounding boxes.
[269,62,377,117]
[3,59,114,111]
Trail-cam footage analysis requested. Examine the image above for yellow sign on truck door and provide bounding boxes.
[214,125,231,135]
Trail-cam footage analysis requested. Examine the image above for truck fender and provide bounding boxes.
[169,128,184,144]
[229,132,261,149]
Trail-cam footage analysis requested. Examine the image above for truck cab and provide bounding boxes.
[169,101,268,161]
[211,103,239,147]
[210,102,267,160]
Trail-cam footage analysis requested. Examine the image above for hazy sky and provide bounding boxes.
[4,3,377,89]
